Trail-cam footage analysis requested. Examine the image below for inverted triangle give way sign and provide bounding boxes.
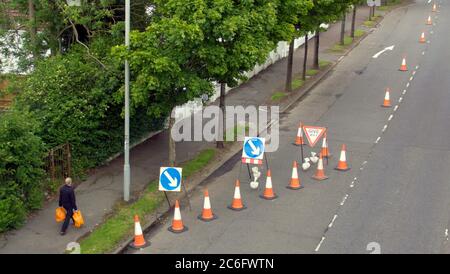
[302,125,327,147]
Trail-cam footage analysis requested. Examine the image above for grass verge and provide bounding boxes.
[354,29,366,38]
[319,60,332,69]
[363,20,376,28]
[330,36,353,52]
[292,79,305,89]
[79,148,217,254]
[306,69,319,77]
[224,124,250,142]
[271,91,287,102]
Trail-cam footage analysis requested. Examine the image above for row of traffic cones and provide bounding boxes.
[147,144,351,242]
[387,7,434,107]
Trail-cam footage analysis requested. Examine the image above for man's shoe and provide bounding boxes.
[60,231,66,236]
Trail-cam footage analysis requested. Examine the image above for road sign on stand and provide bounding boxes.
[302,126,327,147]
[159,167,182,192]
[242,137,265,160]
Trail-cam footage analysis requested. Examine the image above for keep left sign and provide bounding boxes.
[159,167,182,192]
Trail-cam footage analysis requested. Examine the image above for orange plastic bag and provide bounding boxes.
[55,207,66,223]
[73,210,84,228]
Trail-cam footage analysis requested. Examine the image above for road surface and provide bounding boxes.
[132,0,450,254]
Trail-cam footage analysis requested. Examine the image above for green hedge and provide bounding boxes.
[14,37,166,175]
[0,110,46,232]
[0,36,166,232]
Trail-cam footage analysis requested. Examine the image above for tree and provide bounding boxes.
[274,0,313,92]
[350,0,364,38]
[112,0,214,166]
[0,0,149,72]
[336,0,352,45]
[310,0,346,69]
[192,0,282,148]
[294,5,317,81]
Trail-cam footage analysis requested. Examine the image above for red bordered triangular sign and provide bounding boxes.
[302,125,327,147]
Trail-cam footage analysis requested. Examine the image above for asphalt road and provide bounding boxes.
[133,0,450,254]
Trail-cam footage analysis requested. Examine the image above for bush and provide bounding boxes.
[14,37,166,174]
[0,110,46,232]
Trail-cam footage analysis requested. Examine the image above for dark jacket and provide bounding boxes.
[59,185,77,211]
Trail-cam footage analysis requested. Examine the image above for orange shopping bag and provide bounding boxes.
[73,210,84,228]
[55,207,66,223]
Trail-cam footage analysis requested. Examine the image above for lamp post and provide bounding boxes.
[124,0,131,202]
[67,0,130,202]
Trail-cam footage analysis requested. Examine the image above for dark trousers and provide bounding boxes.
[61,208,74,233]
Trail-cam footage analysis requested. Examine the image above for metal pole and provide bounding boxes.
[300,143,304,164]
[123,0,131,202]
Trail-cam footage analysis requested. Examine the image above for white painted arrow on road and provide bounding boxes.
[163,170,178,187]
[372,45,395,59]
[248,140,260,156]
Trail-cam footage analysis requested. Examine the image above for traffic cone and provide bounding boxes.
[260,170,278,200]
[321,133,331,158]
[399,57,408,71]
[426,15,432,25]
[168,200,188,233]
[287,161,303,190]
[432,3,437,12]
[312,154,328,181]
[198,189,217,222]
[335,144,350,171]
[294,122,305,146]
[382,88,392,107]
[228,179,246,211]
[419,32,426,43]
[130,215,149,248]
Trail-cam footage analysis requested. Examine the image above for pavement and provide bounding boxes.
[0,5,376,254]
[128,0,450,254]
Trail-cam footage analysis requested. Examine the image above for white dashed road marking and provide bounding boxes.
[315,237,326,252]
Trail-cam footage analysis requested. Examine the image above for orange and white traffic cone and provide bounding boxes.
[312,154,328,181]
[426,15,432,25]
[399,57,408,71]
[321,133,331,158]
[432,3,437,12]
[198,189,217,222]
[130,215,149,248]
[294,122,305,146]
[228,179,246,211]
[260,170,278,200]
[382,88,392,107]
[168,200,188,233]
[335,144,350,171]
[419,32,426,43]
[287,161,303,190]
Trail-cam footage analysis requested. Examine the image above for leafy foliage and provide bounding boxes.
[113,0,214,118]
[0,110,46,232]
[14,37,164,172]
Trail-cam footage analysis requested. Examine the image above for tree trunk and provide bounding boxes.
[169,111,176,167]
[28,0,37,59]
[313,30,320,70]
[369,6,372,21]
[302,34,308,81]
[351,6,357,38]
[285,40,295,92]
[216,83,226,149]
[340,11,346,45]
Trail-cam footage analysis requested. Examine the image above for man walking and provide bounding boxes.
[58,177,78,235]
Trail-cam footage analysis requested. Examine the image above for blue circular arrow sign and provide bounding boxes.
[244,138,264,159]
[159,167,182,191]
